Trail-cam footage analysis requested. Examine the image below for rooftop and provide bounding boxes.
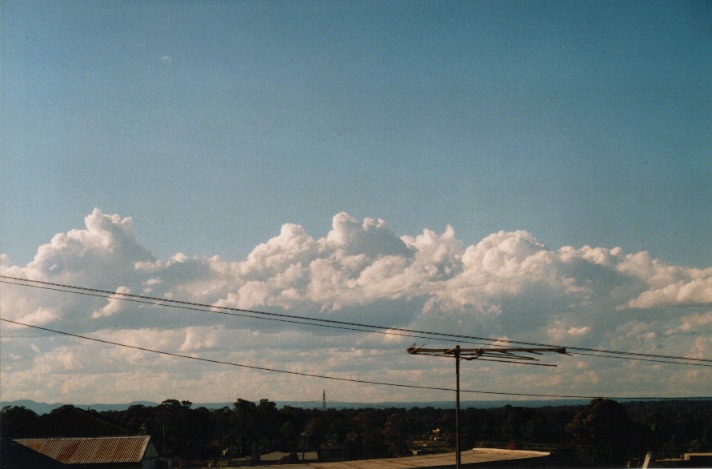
[259,448,550,468]
[14,435,152,465]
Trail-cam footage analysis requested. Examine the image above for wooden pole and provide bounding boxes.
[455,345,461,469]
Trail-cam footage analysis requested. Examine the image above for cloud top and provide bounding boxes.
[1,209,710,403]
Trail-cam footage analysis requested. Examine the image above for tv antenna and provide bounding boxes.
[407,344,569,469]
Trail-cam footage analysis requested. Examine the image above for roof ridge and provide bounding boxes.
[15,435,149,440]
[14,435,153,464]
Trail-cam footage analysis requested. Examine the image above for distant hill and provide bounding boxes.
[2,398,595,415]
[6,397,709,415]
[0,400,160,414]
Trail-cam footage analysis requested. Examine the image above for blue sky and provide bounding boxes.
[1,1,711,404]
[3,0,710,266]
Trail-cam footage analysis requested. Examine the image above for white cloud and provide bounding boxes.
[325,213,411,259]
[547,320,592,341]
[1,209,711,403]
[92,286,131,318]
[665,311,712,334]
[624,268,712,308]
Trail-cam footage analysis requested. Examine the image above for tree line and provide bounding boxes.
[2,398,710,465]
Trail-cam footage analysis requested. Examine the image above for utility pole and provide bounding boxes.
[454,346,461,468]
[322,390,326,412]
[407,344,568,469]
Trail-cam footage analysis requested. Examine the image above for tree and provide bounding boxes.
[155,398,191,457]
[233,398,258,460]
[278,421,300,452]
[256,399,280,450]
[352,410,387,458]
[383,412,410,456]
[0,406,39,437]
[565,398,642,464]
[212,406,237,449]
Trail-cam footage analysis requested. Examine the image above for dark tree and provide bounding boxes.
[11,397,707,464]
[0,406,38,437]
[352,409,387,458]
[233,398,259,459]
[565,398,644,464]
[383,412,410,456]
[256,398,280,450]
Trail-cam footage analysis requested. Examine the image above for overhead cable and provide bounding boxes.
[1,318,700,401]
[2,275,710,367]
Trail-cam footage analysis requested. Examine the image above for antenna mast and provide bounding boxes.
[407,344,568,469]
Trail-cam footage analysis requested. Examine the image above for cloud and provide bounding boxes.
[325,213,412,259]
[92,286,131,318]
[664,311,712,335]
[1,209,711,403]
[623,267,712,308]
[18,208,154,282]
[547,320,592,341]
[160,55,172,64]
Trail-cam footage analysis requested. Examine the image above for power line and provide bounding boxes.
[5,317,708,401]
[1,317,602,400]
[3,275,710,367]
[2,275,711,367]
[0,277,497,348]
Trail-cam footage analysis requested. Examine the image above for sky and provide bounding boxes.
[1,0,711,405]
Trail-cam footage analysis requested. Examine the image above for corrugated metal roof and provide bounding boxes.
[14,435,151,464]
[259,448,551,468]
[0,437,68,469]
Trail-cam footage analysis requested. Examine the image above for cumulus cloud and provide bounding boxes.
[547,320,592,341]
[7,209,154,283]
[1,209,710,403]
[92,286,132,318]
[624,267,712,308]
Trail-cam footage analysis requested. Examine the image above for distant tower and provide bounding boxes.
[322,390,326,411]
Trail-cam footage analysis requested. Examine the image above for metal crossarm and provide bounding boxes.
[407,344,568,468]
[408,345,567,365]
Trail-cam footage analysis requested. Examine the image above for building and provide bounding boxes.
[654,452,712,468]
[258,448,551,468]
[7,406,170,469]
[0,437,68,469]
[14,435,168,469]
